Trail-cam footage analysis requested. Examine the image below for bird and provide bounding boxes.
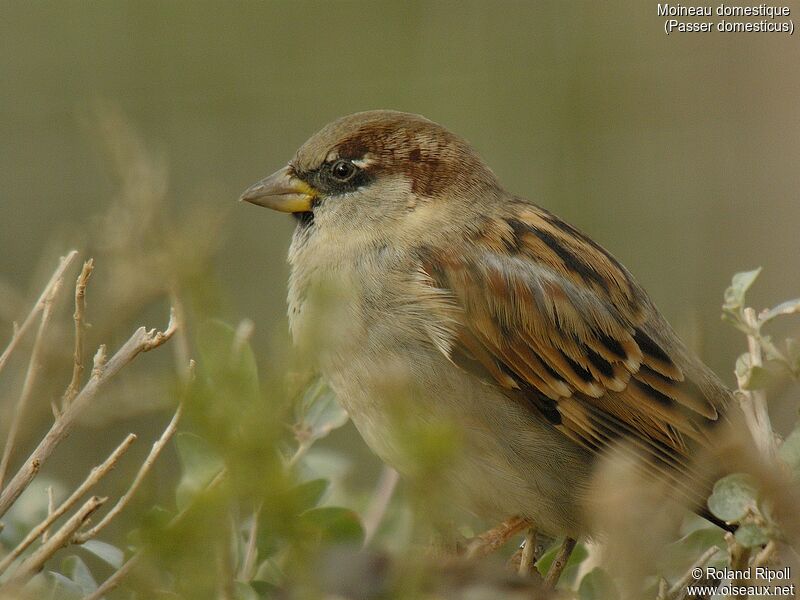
[240,110,732,545]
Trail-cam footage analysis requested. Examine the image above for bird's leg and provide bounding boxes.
[465,515,531,559]
[543,537,577,587]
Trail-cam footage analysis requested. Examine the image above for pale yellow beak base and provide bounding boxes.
[239,166,315,213]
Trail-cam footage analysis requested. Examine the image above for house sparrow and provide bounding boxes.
[241,110,732,539]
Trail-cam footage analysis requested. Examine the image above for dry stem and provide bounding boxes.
[62,259,94,409]
[75,404,183,543]
[0,308,177,519]
[669,545,719,600]
[466,515,530,559]
[737,307,777,459]
[0,274,64,490]
[83,553,140,600]
[5,496,106,587]
[518,526,539,577]
[0,251,78,376]
[544,537,576,588]
[0,433,136,576]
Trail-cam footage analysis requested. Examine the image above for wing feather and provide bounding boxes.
[415,204,729,482]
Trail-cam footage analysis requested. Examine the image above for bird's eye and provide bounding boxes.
[330,159,357,182]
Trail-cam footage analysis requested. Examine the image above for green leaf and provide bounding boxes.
[61,555,98,595]
[251,580,280,598]
[294,379,348,446]
[735,523,769,548]
[175,432,225,510]
[196,319,260,404]
[779,424,800,477]
[234,582,261,600]
[707,473,758,523]
[723,268,761,313]
[735,354,772,390]
[744,365,772,390]
[80,539,124,569]
[300,506,364,545]
[579,567,619,600]
[253,557,284,586]
[760,298,800,323]
[292,478,329,513]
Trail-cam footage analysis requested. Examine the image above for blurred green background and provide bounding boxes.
[1,0,798,518]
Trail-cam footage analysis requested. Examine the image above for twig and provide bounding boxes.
[42,485,55,543]
[0,250,78,376]
[518,526,538,577]
[738,308,776,459]
[0,276,64,491]
[82,553,140,600]
[669,545,719,599]
[363,466,399,545]
[753,540,777,568]
[0,308,177,519]
[725,532,751,600]
[466,515,530,559]
[62,259,94,409]
[0,434,136,576]
[656,577,669,600]
[4,496,106,586]
[75,404,183,543]
[544,537,576,588]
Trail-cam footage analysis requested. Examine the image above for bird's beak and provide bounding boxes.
[239,166,316,213]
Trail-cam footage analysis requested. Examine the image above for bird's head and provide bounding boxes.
[240,110,499,235]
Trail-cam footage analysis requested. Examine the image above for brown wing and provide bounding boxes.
[415,204,728,491]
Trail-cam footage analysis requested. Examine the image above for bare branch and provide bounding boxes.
[4,496,106,587]
[0,434,136,576]
[42,485,55,543]
[82,554,140,600]
[62,259,95,409]
[753,540,777,568]
[518,526,538,577]
[0,250,78,376]
[543,537,576,588]
[0,275,65,491]
[75,404,182,543]
[669,545,719,600]
[737,308,777,459]
[466,515,530,559]
[0,309,177,519]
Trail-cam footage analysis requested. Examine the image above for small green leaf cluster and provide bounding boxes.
[723,268,800,387]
